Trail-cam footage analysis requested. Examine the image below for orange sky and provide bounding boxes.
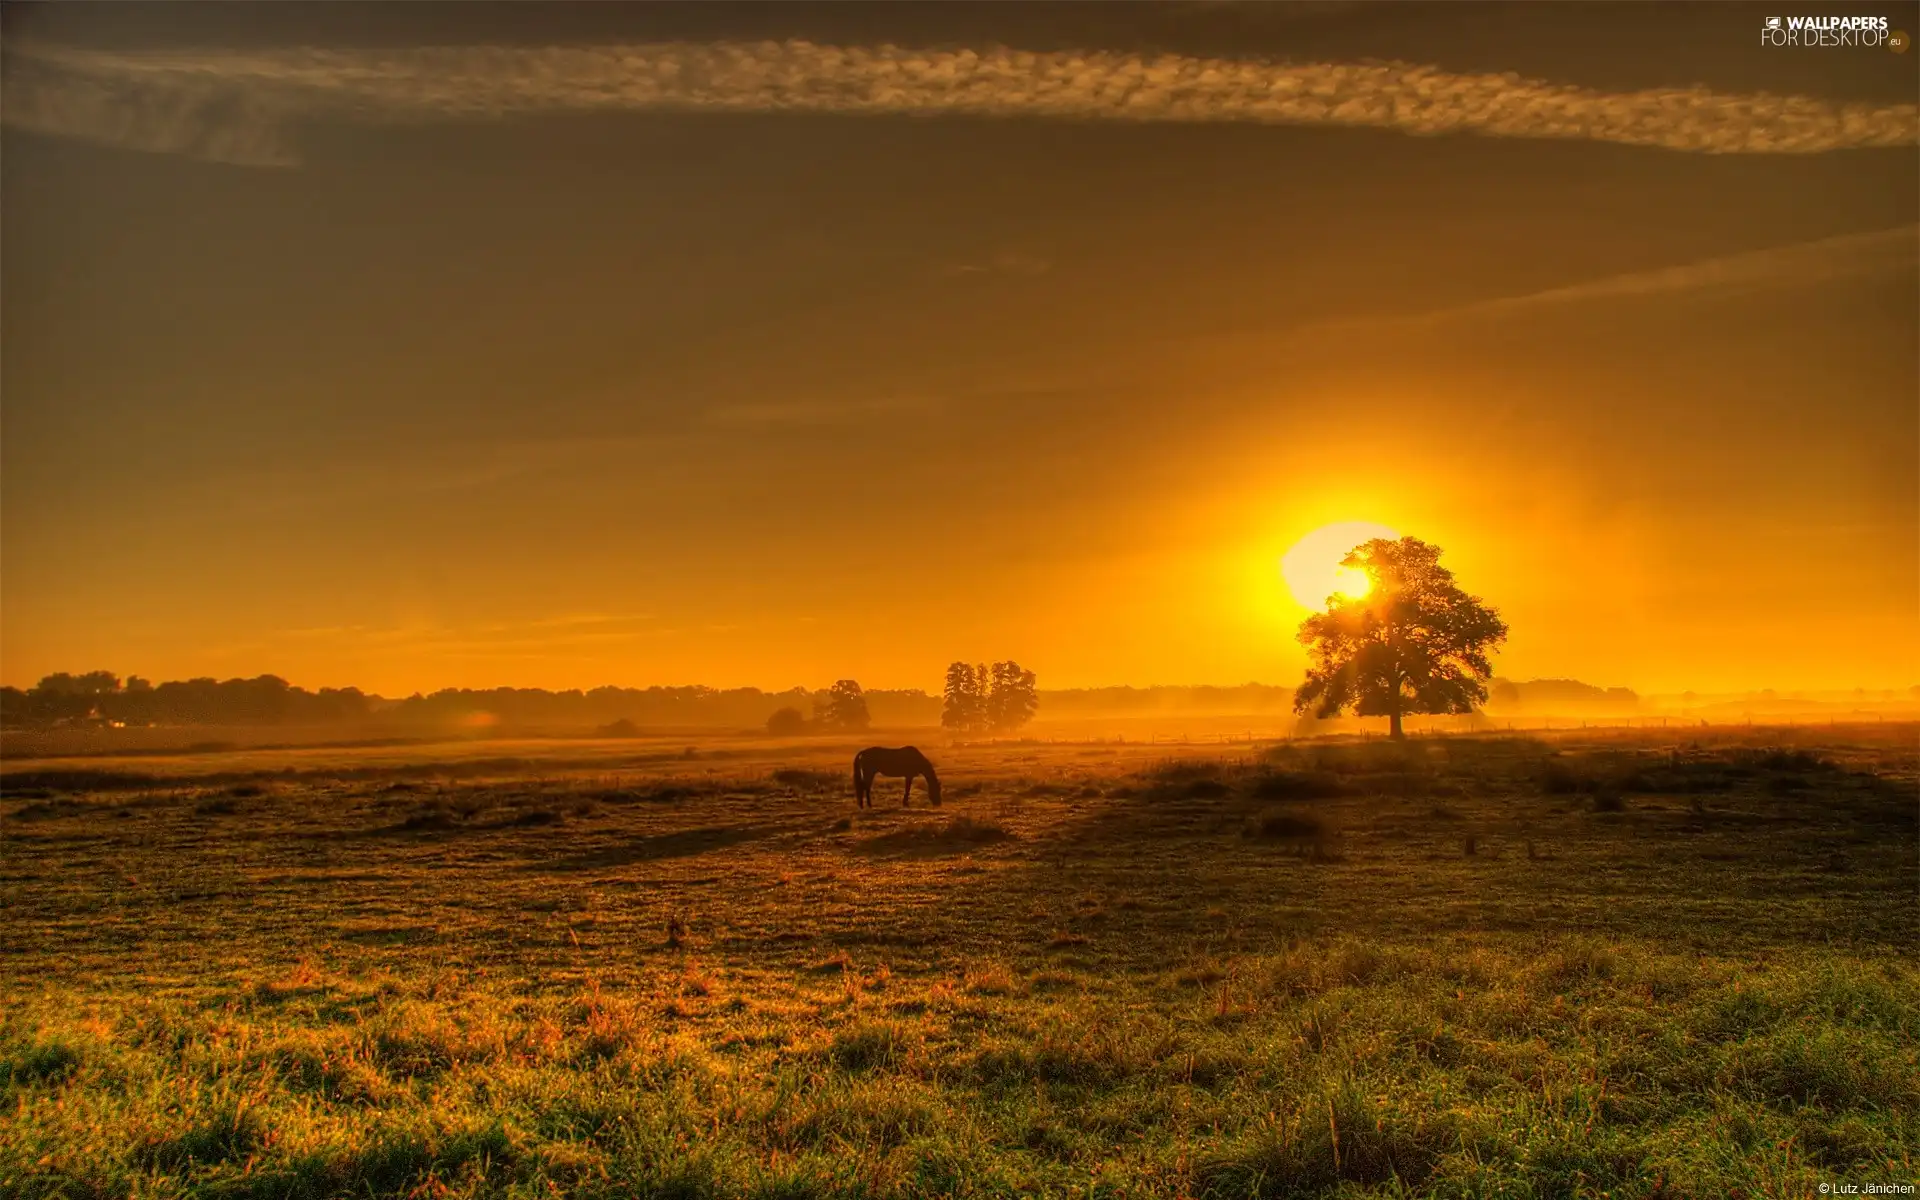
[3,2,1916,697]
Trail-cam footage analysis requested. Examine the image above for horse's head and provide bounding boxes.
[925,770,942,806]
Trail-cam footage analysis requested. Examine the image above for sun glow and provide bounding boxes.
[1281,521,1398,610]
[1330,564,1372,600]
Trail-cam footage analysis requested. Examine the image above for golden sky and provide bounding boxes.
[3,2,1916,696]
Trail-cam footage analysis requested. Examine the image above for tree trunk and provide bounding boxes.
[1387,638,1407,740]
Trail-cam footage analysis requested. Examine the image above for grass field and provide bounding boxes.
[3,726,1915,1199]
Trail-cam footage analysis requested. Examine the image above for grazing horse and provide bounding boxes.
[853,746,942,808]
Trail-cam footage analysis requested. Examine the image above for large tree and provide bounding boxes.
[814,679,871,731]
[987,661,1039,733]
[1293,537,1507,739]
[941,662,988,735]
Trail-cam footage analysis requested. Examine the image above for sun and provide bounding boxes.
[1281,521,1399,609]
[1330,563,1373,600]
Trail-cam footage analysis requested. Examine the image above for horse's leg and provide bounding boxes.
[902,775,912,806]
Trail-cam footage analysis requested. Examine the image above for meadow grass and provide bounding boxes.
[3,727,1915,1198]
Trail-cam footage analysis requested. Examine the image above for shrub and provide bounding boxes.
[3,1038,83,1086]
[854,817,1013,856]
[1755,749,1834,773]
[1020,781,1078,797]
[766,707,810,736]
[1243,810,1327,841]
[941,815,1012,843]
[1362,770,1434,797]
[397,808,457,832]
[1251,770,1357,800]
[1541,759,1592,794]
[772,767,837,788]
[1148,759,1226,784]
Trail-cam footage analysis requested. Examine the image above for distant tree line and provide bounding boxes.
[941,661,1039,736]
[2,668,1041,735]
[0,672,374,729]
[1486,679,1639,715]
[385,683,932,731]
[1038,683,1298,716]
[1,663,1658,734]
[0,672,937,731]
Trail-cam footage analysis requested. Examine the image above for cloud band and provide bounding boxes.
[6,39,1916,166]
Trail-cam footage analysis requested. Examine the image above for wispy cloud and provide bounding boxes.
[938,250,1054,279]
[3,52,301,167]
[6,39,1913,166]
[1357,224,1920,330]
[705,395,939,428]
[1171,225,1919,363]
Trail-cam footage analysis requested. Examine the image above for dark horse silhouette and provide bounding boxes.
[853,746,942,808]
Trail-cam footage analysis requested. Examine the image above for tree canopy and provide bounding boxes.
[813,679,871,731]
[942,661,1039,736]
[1293,537,1507,739]
[765,706,809,736]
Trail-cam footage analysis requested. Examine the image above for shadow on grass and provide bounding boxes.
[853,815,1014,859]
[535,825,774,871]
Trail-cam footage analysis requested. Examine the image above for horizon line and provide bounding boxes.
[6,672,1914,703]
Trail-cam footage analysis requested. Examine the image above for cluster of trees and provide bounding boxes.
[765,679,872,735]
[0,672,373,728]
[760,665,1042,738]
[941,661,1039,736]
